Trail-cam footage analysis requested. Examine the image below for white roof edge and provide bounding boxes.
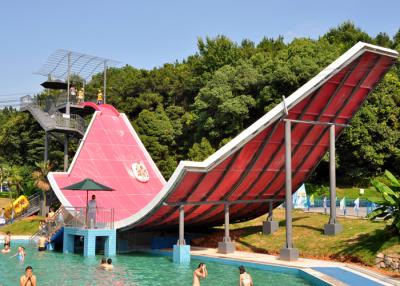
[118,42,398,230]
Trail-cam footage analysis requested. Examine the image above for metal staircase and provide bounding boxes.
[20,95,85,136]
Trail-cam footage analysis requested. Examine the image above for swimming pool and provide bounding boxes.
[0,243,316,285]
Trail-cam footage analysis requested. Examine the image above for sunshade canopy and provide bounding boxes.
[62,178,113,191]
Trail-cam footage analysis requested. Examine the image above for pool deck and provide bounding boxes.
[189,247,400,286]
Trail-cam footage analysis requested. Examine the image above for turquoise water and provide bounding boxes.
[0,243,313,285]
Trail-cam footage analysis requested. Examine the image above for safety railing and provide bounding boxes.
[30,205,114,243]
[62,206,114,230]
[20,95,86,134]
[51,111,86,134]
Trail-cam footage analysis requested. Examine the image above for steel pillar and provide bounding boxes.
[178,205,185,245]
[263,200,279,235]
[66,52,71,115]
[63,134,69,172]
[173,205,190,263]
[280,120,299,261]
[218,203,235,253]
[103,61,107,104]
[324,125,342,235]
[44,132,49,162]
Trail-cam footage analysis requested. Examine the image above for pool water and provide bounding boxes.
[0,243,313,285]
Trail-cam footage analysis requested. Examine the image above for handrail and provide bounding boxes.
[20,95,86,134]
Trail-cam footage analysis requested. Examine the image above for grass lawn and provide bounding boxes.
[192,209,399,266]
[0,216,42,235]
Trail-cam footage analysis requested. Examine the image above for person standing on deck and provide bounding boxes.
[88,195,97,228]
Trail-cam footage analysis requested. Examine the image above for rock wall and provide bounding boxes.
[375,253,400,272]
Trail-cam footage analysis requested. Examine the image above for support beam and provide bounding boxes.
[263,200,279,235]
[173,205,190,263]
[178,205,185,245]
[218,204,235,254]
[280,120,299,261]
[44,132,49,162]
[103,61,107,104]
[64,134,69,172]
[66,52,71,115]
[324,124,343,235]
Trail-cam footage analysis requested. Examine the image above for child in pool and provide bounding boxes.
[10,246,26,263]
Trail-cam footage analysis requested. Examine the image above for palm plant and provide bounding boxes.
[32,161,51,215]
[7,166,24,197]
[367,170,400,234]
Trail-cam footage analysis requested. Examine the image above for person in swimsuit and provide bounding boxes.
[1,244,10,253]
[38,235,48,251]
[11,246,25,263]
[99,257,107,269]
[20,265,37,286]
[2,231,11,253]
[192,263,208,286]
[4,231,11,248]
[239,266,254,286]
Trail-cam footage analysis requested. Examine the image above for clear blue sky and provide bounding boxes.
[0,0,399,106]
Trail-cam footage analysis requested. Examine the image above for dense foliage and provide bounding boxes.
[0,22,399,194]
[368,170,400,234]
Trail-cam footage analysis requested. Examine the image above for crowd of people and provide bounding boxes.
[2,229,254,285]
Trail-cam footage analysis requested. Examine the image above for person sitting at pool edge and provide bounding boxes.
[20,265,37,286]
[192,262,207,286]
[239,266,253,286]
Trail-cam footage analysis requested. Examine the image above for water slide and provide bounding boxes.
[48,42,398,230]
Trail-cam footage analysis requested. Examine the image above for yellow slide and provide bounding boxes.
[4,195,30,218]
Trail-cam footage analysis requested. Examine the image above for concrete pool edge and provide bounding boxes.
[147,248,340,286]
[146,248,398,286]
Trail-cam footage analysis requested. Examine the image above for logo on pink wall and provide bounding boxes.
[132,161,150,183]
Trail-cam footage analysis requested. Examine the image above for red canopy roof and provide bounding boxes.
[48,42,398,230]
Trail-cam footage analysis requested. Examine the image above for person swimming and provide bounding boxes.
[1,243,10,253]
[20,265,37,286]
[11,246,26,263]
[239,266,253,286]
[105,258,113,270]
[99,257,107,269]
[192,262,208,286]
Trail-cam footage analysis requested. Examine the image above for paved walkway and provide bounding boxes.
[189,247,400,286]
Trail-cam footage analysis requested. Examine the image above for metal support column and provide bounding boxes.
[263,200,279,235]
[224,203,231,242]
[280,120,299,261]
[178,205,185,245]
[103,61,107,104]
[268,200,273,221]
[63,134,69,172]
[66,52,71,115]
[44,132,49,162]
[173,205,190,263]
[324,124,342,235]
[218,203,235,254]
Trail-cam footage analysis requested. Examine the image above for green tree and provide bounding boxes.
[188,138,215,161]
[32,161,51,215]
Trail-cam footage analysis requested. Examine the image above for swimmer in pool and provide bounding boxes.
[11,246,25,263]
[1,243,10,253]
[99,257,107,269]
[239,266,253,286]
[37,235,48,251]
[20,265,37,286]
[192,263,208,286]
